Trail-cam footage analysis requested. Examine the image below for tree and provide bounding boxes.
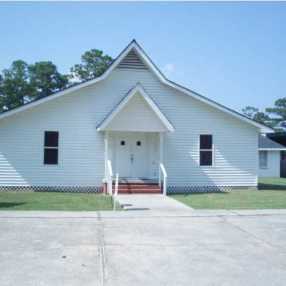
[266,98,286,121]
[29,61,68,98]
[70,49,113,82]
[0,60,68,112]
[242,106,271,125]
[0,60,36,112]
[253,111,272,125]
[242,106,259,119]
[0,47,112,113]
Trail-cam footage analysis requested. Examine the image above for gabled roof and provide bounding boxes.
[97,84,174,132]
[259,135,286,151]
[0,39,273,133]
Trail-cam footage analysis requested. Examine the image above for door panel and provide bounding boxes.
[131,134,147,178]
[114,132,148,178]
[115,134,131,177]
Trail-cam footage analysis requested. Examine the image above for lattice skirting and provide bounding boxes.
[0,186,103,193]
[0,185,256,194]
[167,185,257,194]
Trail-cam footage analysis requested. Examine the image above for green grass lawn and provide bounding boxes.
[171,178,286,209]
[0,192,114,211]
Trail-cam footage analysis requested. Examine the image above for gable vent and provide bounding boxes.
[117,49,148,70]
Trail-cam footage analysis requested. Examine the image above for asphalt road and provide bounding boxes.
[0,210,286,286]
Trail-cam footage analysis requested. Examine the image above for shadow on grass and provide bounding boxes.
[0,202,26,208]
[258,183,286,191]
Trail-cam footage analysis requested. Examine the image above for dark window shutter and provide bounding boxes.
[44,131,59,165]
[44,149,58,165]
[200,151,212,166]
[200,135,212,149]
[45,131,59,147]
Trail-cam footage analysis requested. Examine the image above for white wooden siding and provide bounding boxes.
[105,92,167,132]
[259,151,280,178]
[0,67,259,187]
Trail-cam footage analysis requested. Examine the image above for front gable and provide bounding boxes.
[97,85,174,132]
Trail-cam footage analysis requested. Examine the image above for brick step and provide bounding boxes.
[113,183,159,187]
[118,189,161,194]
[117,185,160,190]
[116,183,161,194]
[109,181,162,194]
[118,189,161,193]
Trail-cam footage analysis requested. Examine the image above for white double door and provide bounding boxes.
[114,132,149,178]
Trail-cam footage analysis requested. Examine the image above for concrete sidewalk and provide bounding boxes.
[0,209,286,218]
[115,194,192,211]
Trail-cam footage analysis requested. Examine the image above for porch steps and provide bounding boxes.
[116,183,161,194]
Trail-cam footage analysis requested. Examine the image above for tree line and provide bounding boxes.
[0,49,113,112]
[242,100,286,129]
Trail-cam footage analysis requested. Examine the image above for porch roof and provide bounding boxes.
[97,84,174,132]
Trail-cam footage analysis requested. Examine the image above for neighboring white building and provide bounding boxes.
[0,40,272,193]
[259,135,286,178]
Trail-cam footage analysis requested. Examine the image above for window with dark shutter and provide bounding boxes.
[44,131,59,165]
[200,135,213,166]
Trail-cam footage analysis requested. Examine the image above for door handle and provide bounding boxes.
[130,154,134,163]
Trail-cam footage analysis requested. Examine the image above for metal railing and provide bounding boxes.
[107,160,119,210]
[113,173,119,211]
[159,163,167,195]
[107,160,113,195]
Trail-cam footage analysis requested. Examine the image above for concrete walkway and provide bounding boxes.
[115,194,192,211]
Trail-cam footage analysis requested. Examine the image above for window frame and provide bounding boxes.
[259,151,268,169]
[199,134,214,167]
[43,131,59,165]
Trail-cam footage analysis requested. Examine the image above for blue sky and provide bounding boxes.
[0,2,285,113]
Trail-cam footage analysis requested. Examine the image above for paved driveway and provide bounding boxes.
[0,211,286,286]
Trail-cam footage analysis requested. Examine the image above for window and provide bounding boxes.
[259,151,268,169]
[44,131,59,165]
[136,141,141,146]
[200,135,213,166]
[120,141,125,146]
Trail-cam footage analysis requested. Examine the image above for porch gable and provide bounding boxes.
[97,84,174,132]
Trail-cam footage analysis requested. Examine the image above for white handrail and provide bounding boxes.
[113,173,119,211]
[159,163,167,195]
[107,160,113,195]
[115,173,119,196]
